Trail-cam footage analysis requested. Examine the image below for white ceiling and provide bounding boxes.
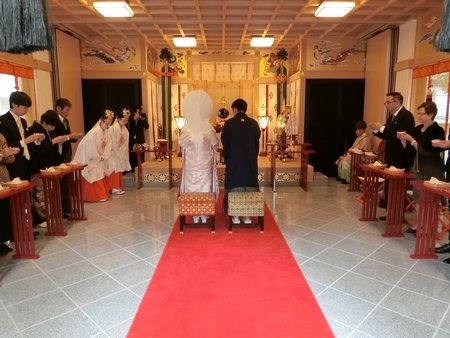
[48,0,442,52]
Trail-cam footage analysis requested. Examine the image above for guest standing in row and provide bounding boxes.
[28,110,68,223]
[0,135,19,255]
[51,98,83,216]
[369,92,415,220]
[0,92,45,228]
[0,92,45,181]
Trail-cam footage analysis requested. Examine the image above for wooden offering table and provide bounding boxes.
[0,181,39,259]
[66,164,88,221]
[347,151,378,192]
[267,143,315,192]
[131,149,174,189]
[409,181,450,259]
[34,164,87,237]
[359,164,415,237]
[348,150,364,192]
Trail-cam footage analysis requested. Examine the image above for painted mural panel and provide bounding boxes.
[146,45,158,75]
[415,8,448,59]
[305,38,366,70]
[289,43,301,74]
[260,51,290,77]
[81,39,141,71]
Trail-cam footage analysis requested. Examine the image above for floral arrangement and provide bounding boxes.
[277,48,288,61]
[159,47,174,62]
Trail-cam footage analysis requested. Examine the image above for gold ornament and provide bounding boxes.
[105,109,115,119]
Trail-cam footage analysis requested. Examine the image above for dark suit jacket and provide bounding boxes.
[128,113,149,147]
[373,107,415,168]
[221,112,261,189]
[28,122,54,174]
[50,117,76,165]
[0,111,31,180]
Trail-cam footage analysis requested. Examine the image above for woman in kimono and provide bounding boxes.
[73,110,114,202]
[336,120,372,183]
[179,90,219,223]
[105,109,131,195]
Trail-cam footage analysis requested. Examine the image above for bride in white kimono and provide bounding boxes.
[73,110,114,202]
[179,90,219,223]
[105,109,131,195]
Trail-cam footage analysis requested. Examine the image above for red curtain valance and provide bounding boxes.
[413,59,450,79]
[0,61,34,79]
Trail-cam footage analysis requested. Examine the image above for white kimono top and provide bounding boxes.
[179,90,219,200]
[105,120,131,174]
[73,122,112,183]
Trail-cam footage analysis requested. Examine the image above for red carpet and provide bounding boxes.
[127,198,334,338]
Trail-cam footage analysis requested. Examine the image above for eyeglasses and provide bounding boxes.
[384,101,397,105]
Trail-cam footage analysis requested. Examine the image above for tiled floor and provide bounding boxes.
[1,180,450,337]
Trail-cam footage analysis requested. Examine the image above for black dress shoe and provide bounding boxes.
[405,228,417,234]
[444,257,450,264]
[341,180,349,184]
[379,215,386,221]
[435,243,450,254]
[63,214,70,219]
[0,244,13,252]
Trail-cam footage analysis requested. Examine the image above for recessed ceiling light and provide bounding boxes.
[93,1,134,18]
[173,37,197,47]
[250,37,274,48]
[315,1,355,18]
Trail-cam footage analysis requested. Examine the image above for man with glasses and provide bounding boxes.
[369,92,415,220]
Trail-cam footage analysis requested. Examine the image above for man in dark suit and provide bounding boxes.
[51,98,82,216]
[51,98,82,165]
[0,91,45,231]
[369,92,415,220]
[0,92,44,181]
[128,105,149,171]
[221,98,261,224]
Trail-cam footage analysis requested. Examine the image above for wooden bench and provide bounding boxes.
[227,192,264,233]
[178,192,216,233]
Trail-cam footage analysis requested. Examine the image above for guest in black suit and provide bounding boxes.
[0,92,44,181]
[369,92,415,220]
[51,98,82,216]
[51,98,82,165]
[0,92,45,228]
[128,105,149,171]
[28,110,68,173]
